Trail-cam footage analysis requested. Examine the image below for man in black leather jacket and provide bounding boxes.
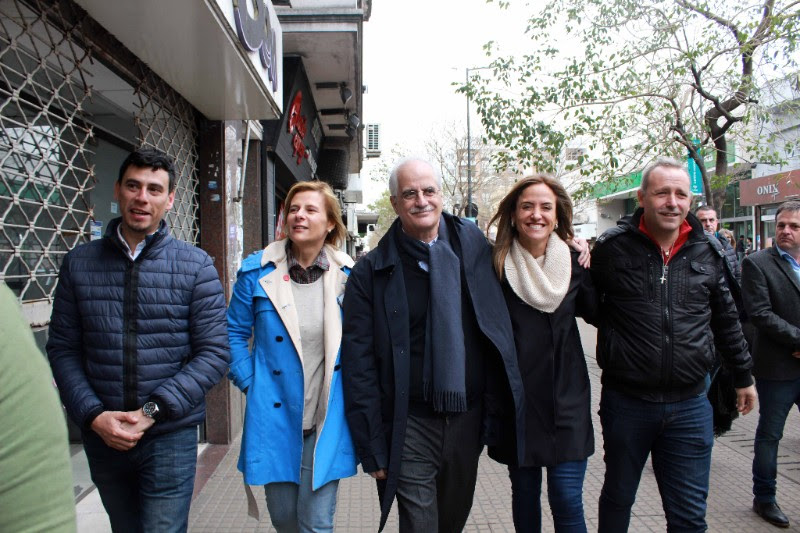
[591,158,757,533]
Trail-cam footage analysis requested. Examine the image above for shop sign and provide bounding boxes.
[232,0,280,93]
[739,170,800,206]
[288,91,309,165]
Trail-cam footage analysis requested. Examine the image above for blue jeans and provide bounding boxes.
[509,460,588,533]
[598,389,713,533]
[753,377,800,503]
[83,426,198,533]
[264,431,340,533]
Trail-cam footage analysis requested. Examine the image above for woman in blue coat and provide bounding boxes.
[227,181,357,532]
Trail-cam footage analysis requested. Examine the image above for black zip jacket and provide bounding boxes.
[590,209,753,402]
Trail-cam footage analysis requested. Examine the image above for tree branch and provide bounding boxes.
[675,0,746,46]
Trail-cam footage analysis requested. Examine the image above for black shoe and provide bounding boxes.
[753,499,790,528]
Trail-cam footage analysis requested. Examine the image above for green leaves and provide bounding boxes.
[469,0,800,204]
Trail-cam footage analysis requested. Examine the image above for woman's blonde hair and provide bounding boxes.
[487,174,574,280]
[719,227,735,247]
[282,180,346,247]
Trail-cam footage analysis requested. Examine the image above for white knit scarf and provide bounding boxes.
[504,234,571,313]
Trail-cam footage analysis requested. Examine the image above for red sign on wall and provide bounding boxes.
[287,92,309,165]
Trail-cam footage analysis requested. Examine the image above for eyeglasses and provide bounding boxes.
[399,187,439,201]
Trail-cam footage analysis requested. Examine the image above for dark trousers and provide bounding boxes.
[753,377,800,503]
[82,426,198,533]
[509,460,588,533]
[395,405,484,533]
[598,389,713,533]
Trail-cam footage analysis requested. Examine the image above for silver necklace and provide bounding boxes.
[660,240,676,284]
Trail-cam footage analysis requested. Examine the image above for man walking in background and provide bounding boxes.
[697,204,740,282]
[738,234,747,262]
[47,147,230,533]
[743,200,800,528]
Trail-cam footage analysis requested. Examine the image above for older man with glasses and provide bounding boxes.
[341,158,526,532]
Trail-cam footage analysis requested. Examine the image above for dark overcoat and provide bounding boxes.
[489,251,598,467]
[741,247,800,380]
[341,213,525,531]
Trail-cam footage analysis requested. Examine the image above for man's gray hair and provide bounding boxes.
[388,157,443,197]
[641,157,688,192]
[776,200,800,218]
[695,205,717,217]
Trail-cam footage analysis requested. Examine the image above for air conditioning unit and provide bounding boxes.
[347,206,357,234]
[366,123,381,158]
[343,190,363,203]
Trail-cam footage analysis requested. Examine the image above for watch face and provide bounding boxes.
[143,402,159,418]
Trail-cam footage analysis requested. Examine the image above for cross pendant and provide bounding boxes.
[660,265,668,284]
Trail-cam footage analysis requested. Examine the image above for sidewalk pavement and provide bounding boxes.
[77,321,800,531]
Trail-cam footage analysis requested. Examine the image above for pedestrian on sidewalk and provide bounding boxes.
[486,175,598,532]
[742,200,800,529]
[227,181,357,532]
[340,158,528,533]
[590,158,756,532]
[46,147,230,533]
[697,205,741,283]
[0,284,76,533]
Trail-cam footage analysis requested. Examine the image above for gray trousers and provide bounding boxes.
[396,405,484,533]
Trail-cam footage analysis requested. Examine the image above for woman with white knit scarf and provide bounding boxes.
[486,174,598,533]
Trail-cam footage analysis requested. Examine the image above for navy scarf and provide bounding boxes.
[395,217,467,413]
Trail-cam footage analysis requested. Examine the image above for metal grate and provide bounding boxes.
[132,69,199,245]
[0,0,95,306]
[0,0,200,322]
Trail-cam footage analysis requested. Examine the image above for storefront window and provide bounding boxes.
[623,197,638,216]
[0,0,199,324]
[720,181,752,219]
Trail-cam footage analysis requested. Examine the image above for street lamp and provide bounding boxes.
[465,66,491,219]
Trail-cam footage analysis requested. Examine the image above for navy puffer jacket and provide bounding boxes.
[46,218,230,435]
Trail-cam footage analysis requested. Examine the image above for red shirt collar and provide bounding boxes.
[638,215,692,264]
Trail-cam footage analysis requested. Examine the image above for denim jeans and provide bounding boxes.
[82,426,198,533]
[598,388,713,533]
[753,377,800,503]
[264,431,340,533]
[509,460,588,533]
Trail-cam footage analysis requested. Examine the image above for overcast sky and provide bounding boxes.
[360,0,531,200]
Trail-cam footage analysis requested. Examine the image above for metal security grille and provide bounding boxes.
[0,0,94,311]
[133,70,199,245]
[0,0,200,322]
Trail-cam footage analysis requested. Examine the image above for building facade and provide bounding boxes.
[0,0,371,444]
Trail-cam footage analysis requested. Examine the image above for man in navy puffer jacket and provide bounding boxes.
[46,147,230,533]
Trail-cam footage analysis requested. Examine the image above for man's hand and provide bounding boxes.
[119,408,156,435]
[735,385,757,415]
[90,411,146,451]
[792,351,800,358]
[568,237,591,268]
[369,469,387,480]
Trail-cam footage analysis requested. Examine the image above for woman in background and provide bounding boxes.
[227,181,357,532]
[487,175,597,533]
[719,228,736,248]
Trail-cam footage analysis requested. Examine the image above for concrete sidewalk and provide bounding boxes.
[78,321,800,531]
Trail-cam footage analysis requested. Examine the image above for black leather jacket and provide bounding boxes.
[591,209,753,402]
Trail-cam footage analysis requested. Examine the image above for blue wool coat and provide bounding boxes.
[227,240,357,489]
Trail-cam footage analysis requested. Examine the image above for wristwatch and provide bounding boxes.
[142,401,161,420]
